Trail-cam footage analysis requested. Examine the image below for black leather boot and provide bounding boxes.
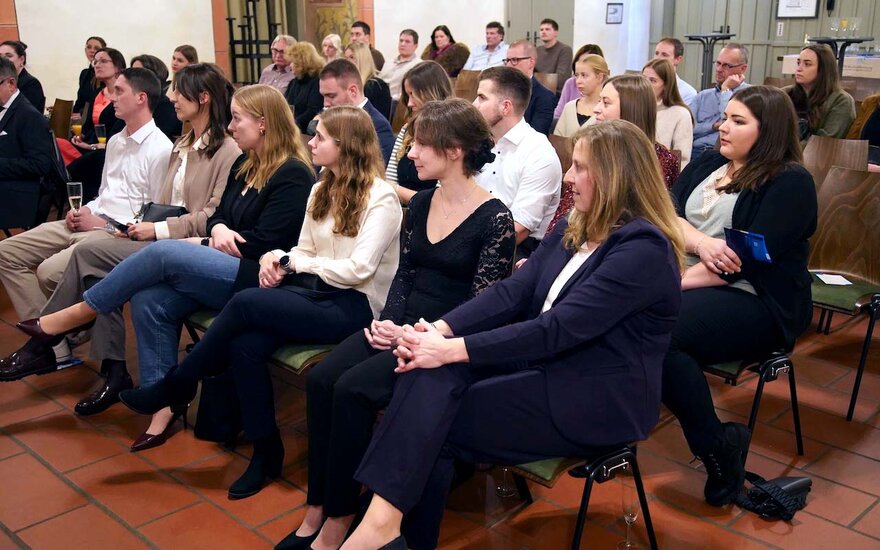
[118,366,197,416]
[74,360,133,416]
[228,430,285,500]
[699,422,750,506]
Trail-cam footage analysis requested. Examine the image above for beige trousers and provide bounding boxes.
[0,220,115,319]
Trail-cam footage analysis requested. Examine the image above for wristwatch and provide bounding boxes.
[200,237,210,246]
[278,254,295,274]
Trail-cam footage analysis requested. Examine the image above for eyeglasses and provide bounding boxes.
[92,58,113,66]
[502,56,531,66]
[714,61,744,70]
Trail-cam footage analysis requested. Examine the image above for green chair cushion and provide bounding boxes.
[703,360,746,380]
[185,309,333,375]
[811,272,880,315]
[511,457,583,486]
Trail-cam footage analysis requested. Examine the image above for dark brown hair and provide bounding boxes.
[604,75,657,143]
[478,66,532,114]
[174,63,233,158]
[723,86,803,193]
[643,58,692,121]
[429,25,456,52]
[96,47,127,76]
[175,45,199,64]
[411,98,495,177]
[787,44,841,133]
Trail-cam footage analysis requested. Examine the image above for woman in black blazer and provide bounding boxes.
[74,36,106,113]
[663,86,817,507]
[344,119,685,550]
[0,40,45,112]
[283,42,326,133]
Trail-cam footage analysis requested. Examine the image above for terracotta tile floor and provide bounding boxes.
[0,280,879,548]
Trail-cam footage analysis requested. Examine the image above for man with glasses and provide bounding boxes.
[258,34,297,93]
[503,40,555,135]
[463,22,508,70]
[689,43,750,160]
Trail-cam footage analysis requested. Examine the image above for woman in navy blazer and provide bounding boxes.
[662,86,816,507]
[343,119,685,550]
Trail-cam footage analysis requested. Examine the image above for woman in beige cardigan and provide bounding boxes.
[643,58,693,166]
[18,63,241,446]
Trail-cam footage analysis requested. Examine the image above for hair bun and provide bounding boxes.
[465,138,495,173]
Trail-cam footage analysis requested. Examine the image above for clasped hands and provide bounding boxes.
[389,319,457,373]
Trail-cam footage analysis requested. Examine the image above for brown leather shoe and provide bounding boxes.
[74,360,133,416]
[0,339,58,381]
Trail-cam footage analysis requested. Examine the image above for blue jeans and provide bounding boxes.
[83,240,240,385]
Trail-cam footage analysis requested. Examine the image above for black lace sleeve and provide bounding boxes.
[379,194,420,323]
[468,206,516,299]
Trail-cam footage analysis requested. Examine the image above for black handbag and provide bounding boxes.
[280,272,346,299]
[140,202,188,223]
[194,371,242,446]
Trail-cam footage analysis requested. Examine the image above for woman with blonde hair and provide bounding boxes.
[115,105,403,500]
[386,61,452,204]
[643,58,694,166]
[553,53,609,137]
[7,83,316,447]
[284,41,326,132]
[322,33,343,63]
[345,41,392,119]
[344,119,684,549]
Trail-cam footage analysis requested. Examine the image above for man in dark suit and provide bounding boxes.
[0,55,55,232]
[318,58,395,164]
[504,40,556,135]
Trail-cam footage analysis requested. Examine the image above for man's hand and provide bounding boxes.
[721,73,745,92]
[67,207,106,232]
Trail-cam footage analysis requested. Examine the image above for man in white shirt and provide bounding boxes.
[473,67,561,258]
[379,29,422,113]
[463,22,509,71]
[0,67,171,367]
[654,37,698,105]
[258,34,297,94]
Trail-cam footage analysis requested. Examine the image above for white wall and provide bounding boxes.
[573,0,650,76]
[374,0,505,63]
[15,0,216,108]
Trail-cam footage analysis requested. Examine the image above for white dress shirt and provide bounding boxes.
[476,118,562,240]
[272,177,403,318]
[84,119,173,224]
[542,244,596,312]
[379,55,422,100]
[463,43,509,70]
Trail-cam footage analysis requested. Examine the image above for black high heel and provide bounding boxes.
[129,404,190,452]
[228,431,284,500]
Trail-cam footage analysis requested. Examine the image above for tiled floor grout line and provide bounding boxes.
[132,500,202,530]
[847,497,880,530]
[0,513,34,549]
[10,503,91,536]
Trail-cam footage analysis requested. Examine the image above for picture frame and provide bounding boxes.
[777,0,819,19]
[606,3,623,25]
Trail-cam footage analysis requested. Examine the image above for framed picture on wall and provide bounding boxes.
[606,3,623,24]
[777,0,819,19]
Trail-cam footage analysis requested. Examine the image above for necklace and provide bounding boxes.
[438,182,479,219]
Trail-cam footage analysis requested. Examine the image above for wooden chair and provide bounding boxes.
[809,166,880,420]
[453,70,481,102]
[534,72,558,94]
[548,134,573,172]
[802,135,868,190]
[763,76,794,89]
[48,98,73,140]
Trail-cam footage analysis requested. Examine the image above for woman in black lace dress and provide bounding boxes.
[276,98,515,550]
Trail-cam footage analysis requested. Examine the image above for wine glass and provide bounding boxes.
[66,181,83,213]
[495,467,517,498]
[850,17,862,38]
[617,470,640,549]
[95,123,107,145]
[829,18,840,37]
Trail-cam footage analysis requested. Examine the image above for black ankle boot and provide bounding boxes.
[699,422,750,506]
[228,431,284,500]
[118,367,197,416]
[74,360,133,416]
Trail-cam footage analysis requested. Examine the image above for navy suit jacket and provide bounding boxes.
[364,99,395,165]
[0,93,55,229]
[442,218,682,446]
[524,76,556,135]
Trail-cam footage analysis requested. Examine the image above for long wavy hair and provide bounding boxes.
[285,42,325,79]
[398,61,453,160]
[643,58,692,122]
[232,84,313,191]
[173,63,232,158]
[722,86,803,193]
[787,44,842,133]
[344,42,378,85]
[310,106,384,237]
[565,119,685,270]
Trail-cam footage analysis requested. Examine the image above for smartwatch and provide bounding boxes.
[278,254,295,274]
[200,237,210,246]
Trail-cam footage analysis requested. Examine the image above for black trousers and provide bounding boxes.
[661,286,784,455]
[305,331,399,517]
[172,286,373,441]
[355,364,598,550]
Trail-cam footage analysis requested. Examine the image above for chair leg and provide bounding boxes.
[747,367,768,448]
[824,311,834,335]
[571,476,593,550]
[847,300,879,421]
[787,362,805,455]
[513,473,533,504]
[184,322,201,345]
[817,308,827,333]
[629,457,659,550]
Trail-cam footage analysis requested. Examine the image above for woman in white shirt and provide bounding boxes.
[643,58,693,166]
[114,105,402,499]
[553,54,609,138]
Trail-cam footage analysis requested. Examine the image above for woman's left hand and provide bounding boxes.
[258,253,285,288]
[394,319,466,373]
[125,222,156,241]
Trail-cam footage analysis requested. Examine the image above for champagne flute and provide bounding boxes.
[495,467,517,498]
[617,470,640,550]
[829,18,840,38]
[850,17,862,38]
[95,123,107,145]
[66,181,83,212]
